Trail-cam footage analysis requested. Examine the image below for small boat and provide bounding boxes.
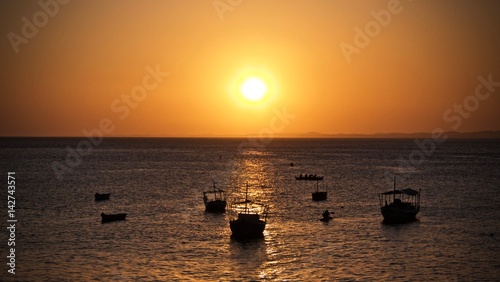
[295,174,324,181]
[101,212,127,223]
[319,210,333,222]
[203,182,227,213]
[312,181,328,201]
[312,191,327,201]
[95,193,110,201]
[229,183,269,240]
[379,177,421,223]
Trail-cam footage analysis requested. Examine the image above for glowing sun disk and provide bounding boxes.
[241,78,267,101]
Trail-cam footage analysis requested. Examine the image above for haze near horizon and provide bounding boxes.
[1,0,499,137]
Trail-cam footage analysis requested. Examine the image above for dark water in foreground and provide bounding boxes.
[1,138,499,281]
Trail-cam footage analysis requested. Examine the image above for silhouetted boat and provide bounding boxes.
[95,193,110,201]
[295,174,324,181]
[312,191,327,201]
[312,181,328,201]
[203,182,226,213]
[229,183,269,239]
[379,177,421,223]
[319,210,333,222]
[101,212,127,223]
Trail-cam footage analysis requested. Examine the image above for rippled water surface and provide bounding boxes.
[1,138,499,281]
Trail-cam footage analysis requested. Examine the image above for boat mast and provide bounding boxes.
[393,176,396,202]
[244,182,249,213]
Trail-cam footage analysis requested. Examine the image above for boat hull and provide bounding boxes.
[205,200,226,213]
[230,220,265,239]
[95,193,110,201]
[381,206,419,223]
[101,213,127,223]
[312,191,327,201]
[295,176,324,181]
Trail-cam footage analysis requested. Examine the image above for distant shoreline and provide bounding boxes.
[1,131,500,139]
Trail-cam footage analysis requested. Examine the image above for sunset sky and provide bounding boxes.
[1,0,499,137]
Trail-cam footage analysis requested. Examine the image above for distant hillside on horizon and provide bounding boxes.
[290,130,500,139]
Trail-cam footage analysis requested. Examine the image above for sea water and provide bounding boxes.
[0,138,499,281]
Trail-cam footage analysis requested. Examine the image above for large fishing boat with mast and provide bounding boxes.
[229,183,269,239]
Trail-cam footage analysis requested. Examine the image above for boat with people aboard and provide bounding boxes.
[101,212,127,223]
[95,193,110,201]
[295,174,324,181]
[203,181,227,213]
[379,177,421,223]
[229,183,269,240]
[319,209,333,222]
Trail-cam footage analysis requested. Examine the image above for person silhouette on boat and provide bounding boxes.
[322,210,333,220]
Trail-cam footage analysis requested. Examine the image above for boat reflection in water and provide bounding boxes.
[229,183,269,240]
[379,177,421,224]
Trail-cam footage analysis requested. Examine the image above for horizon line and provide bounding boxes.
[1,130,500,139]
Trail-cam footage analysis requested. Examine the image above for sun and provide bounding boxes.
[241,77,267,102]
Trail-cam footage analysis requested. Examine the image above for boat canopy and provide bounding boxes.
[381,188,419,196]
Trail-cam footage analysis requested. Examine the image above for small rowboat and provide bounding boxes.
[95,193,110,201]
[101,212,127,223]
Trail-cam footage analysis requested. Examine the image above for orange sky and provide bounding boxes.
[1,0,499,137]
